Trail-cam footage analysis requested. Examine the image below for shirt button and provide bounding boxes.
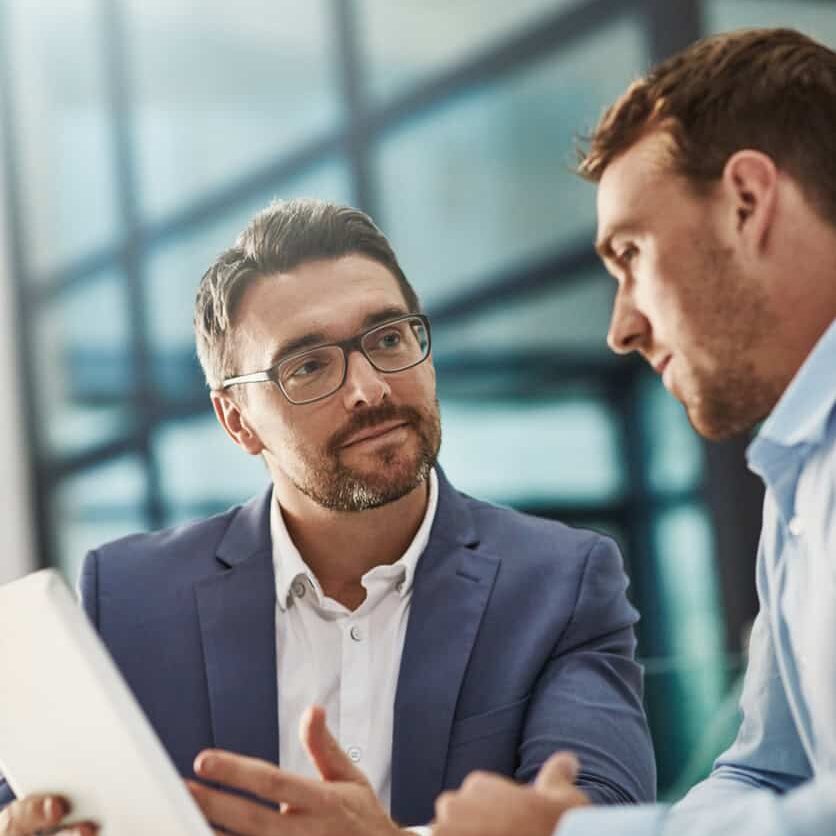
[347,746,362,762]
[292,580,306,598]
[788,516,803,536]
[349,625,363,642]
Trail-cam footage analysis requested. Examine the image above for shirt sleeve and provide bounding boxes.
[556,774,836,836]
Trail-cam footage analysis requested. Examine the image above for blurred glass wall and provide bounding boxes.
[1,0,834,798]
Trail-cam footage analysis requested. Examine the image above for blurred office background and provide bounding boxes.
[1,0,834,800]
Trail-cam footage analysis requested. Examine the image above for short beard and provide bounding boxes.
[688,361,779,440]
[290,401,441,512]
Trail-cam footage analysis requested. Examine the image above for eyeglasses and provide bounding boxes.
[221,314,431,405]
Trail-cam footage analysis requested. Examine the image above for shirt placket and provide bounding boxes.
[338,605,372,769]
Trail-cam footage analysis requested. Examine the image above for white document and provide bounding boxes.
[0,569,213,835]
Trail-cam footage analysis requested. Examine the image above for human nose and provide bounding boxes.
[340,349,391,409]
[607,285,649,355]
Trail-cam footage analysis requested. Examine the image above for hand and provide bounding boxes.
[0,794,97,836]
[433,751,590,836]
[188,705,405,836]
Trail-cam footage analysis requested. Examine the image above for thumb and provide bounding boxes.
[535,751,580,792]
[300,705,365,783]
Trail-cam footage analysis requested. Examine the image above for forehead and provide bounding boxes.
[596,130,680,237]
[233,254,410,362]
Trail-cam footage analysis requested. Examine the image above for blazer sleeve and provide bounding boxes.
[517,535,656,805]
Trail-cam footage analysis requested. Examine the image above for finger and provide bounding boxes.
[535,751,580,790]
[188,780,282,836]
[0,795,68,834]
[194,750,323,810]
[300,705,364,783]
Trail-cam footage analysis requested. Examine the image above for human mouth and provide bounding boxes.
[653,355,672,376]
[339,421,409,449]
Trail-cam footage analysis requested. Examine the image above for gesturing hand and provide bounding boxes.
[188,705,405,836]
[433,751,591,836]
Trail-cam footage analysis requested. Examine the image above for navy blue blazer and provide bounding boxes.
[1,472,655,825]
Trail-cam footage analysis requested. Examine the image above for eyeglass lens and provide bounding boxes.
[279,317,429,403]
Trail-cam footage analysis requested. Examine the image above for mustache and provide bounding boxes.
[327,403,424,453]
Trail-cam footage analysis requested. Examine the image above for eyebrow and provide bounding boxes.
[269,305,411,366]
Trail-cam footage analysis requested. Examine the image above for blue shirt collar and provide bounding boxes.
[755,319,836,449]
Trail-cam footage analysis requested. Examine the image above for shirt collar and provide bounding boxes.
[271,468,439,611]
[751,319,836,451]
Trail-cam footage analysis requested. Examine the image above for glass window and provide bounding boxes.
[32,271,135,455]
[439,396,623,505]
[374,18,645,308]
[52,456,148,584]
[359,0,584,102]
[126,0,341,219]
[4,0,119,277]
[654,504,727,748]
[145,160,352,397]
[431,268,617,359]
[641,371,704,494]
[705,0,836,46]
[154,414,268,525]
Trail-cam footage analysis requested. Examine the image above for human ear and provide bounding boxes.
[210,391,264,455]
[721,150,778,255]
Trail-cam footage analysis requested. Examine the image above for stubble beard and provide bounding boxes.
[678,238,782,440]
[290,400,442,512]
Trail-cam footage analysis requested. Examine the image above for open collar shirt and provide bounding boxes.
[270,469,438,815]
[560,319,836,836]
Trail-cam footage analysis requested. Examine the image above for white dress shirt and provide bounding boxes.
[270,469,438,816]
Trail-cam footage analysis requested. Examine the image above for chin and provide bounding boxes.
[685,398,759,441]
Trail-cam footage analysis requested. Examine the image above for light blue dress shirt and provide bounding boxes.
[559,319,836,836]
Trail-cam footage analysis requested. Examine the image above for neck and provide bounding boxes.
[767,228,836,393]
[273,476,431,607]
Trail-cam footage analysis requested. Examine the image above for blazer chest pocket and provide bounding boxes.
[449,695,531,749]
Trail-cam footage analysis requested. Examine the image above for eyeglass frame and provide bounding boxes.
[220,313,432,405]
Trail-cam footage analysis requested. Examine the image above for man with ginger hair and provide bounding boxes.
[432,26,836,836]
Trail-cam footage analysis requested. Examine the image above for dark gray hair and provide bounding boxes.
[194,198,420,390]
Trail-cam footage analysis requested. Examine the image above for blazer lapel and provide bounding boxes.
[391,473,501,826]
[195,490,280,765]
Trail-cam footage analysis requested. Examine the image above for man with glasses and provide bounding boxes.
[0,198,654,836]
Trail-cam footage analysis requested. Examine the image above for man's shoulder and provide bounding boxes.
[87,491,269,579]
[448,486,615,567]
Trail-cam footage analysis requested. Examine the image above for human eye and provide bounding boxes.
[372,327,404,350]
[616,243,638,266]
[286,354,330,380]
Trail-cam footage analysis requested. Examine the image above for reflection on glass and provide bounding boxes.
[126,0,340,219]
[5,0,119,276]
[359,0,582,102]
[641,371,703,493]
[375,17,644,308]
[439,396,623,504]
[145,160,352,397]
[32,272,135,455]
[431,269,617,358]
[52,456,147,583]
[155,413,268,525]
[654,504,727,753]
